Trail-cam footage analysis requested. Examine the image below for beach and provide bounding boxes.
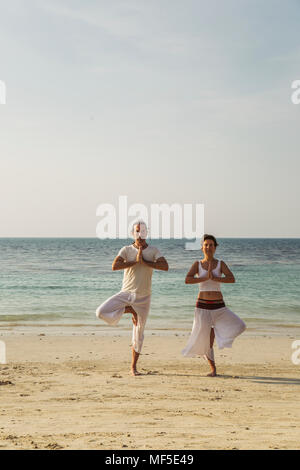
[1,331,300,450]
[2,0,300,453]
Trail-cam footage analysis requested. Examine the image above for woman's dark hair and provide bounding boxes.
[201,234,218,247]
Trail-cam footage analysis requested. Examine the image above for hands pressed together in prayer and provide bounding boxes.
[136,246,144,264]
[205,261,219,282]
[135,246,168,271]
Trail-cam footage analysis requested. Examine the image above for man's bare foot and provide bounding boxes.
[124,306,138,326]
[131,368,142,376]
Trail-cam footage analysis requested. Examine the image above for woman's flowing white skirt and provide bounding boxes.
[182,307,246,361]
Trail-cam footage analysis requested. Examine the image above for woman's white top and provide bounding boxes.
[198,259,222,292]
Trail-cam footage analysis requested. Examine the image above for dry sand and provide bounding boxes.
[0,331,300,450]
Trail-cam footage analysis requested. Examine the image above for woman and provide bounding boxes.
[182,234,246,377]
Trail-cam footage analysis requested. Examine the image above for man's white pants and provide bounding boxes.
[95,291,151,353]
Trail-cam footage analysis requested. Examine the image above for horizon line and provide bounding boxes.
[0,237,299,240]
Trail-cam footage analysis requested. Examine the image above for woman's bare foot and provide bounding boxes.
[131,368,142,376]
[207,370,217,377]
[207,357,216,377]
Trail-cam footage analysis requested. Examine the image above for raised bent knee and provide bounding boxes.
[95,305,103,319]
[240,320,246,333]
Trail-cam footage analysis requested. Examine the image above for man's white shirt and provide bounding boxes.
[117,244,163,298]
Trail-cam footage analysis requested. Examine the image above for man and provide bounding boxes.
[96,220,168,376]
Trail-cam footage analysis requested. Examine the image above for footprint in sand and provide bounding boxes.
[45,443,63,450]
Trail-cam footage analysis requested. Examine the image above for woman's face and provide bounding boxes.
[201,239,216,256]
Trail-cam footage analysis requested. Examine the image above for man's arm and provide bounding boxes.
[142,256,169,271]
[112,256,137,271]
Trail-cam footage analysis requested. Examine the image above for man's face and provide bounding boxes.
[133,223,147,242]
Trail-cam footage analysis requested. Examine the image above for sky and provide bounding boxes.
[0,0,299,238]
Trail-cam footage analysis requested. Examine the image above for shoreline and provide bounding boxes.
[0,319,300,338]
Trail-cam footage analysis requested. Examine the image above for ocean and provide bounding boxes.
[0,238,299,335]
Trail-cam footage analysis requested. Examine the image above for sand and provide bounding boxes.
[0,331,299,450]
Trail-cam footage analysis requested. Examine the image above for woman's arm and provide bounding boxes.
[185,261,209,284]
[211,261,235,283]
